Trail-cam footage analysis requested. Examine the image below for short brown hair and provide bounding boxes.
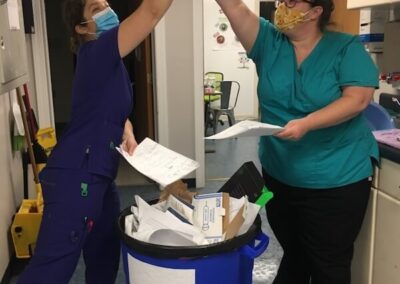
[310,0,335,31]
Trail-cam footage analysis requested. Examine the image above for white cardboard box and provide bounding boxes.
[359,7,389,52]
[360,8,389,25]
[192,192,229,243]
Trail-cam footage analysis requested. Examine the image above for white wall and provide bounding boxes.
[0,91,24,279]
[0,3,45,277]
[165,0,196,157]
[203,0,259,119]
[154,0,205,186]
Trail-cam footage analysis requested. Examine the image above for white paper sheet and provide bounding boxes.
[117,138,199,187]
[204,120,283,140]
[7,0,20,30]
[128,196,206,246]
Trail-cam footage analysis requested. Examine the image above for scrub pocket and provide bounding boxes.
[36,168,111,258]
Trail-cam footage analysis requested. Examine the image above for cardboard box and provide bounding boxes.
[360,8,389,25]
[359,8,389,53]
[192,192,230,243]
[224,205,245,240]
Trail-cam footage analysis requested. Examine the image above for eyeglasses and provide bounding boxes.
[275,0,314,8]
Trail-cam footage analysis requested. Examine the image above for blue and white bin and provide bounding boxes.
[118,206,269,284]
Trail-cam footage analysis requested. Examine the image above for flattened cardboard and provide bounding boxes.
[159,180,197,204]
[224,205,245,240]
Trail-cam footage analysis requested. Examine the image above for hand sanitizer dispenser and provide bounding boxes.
[0,0,29,94]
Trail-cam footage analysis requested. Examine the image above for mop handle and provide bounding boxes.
[16,86,40,184]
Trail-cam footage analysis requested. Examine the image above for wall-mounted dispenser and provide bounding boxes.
[0,0,29,95]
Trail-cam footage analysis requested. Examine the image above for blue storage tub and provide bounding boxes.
[118,206,269,284]
[363,102,395,131]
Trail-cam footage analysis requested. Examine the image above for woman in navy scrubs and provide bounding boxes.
[18,0,174,283]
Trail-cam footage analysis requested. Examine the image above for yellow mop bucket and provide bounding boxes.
[11,87,45,258]
[36,127,57,153]
[11,186,43,258]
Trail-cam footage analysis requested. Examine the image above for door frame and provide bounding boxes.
[153,0,205,188]
[31,0,54,128]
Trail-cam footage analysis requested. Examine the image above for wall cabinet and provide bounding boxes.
[352,188,376,284]
[373,190,400,283]
[348,0,400,9]
[0,0,28,94]
[352,158,400,284]
[379,158,400,200]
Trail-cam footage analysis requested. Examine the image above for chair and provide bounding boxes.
[205,72,224,92]
[208,81,240,134]
[204,72,224,135]
[363,101,395,131]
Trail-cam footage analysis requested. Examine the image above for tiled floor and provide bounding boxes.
[204,135,283,284]
[10,128,283,283]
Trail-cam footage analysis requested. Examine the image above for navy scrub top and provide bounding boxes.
[46,26,133,180]
[248,18,379,189]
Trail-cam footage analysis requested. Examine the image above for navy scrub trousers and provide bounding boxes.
[17,166,121,284]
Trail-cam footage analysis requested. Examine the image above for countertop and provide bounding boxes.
[379,143,400,164]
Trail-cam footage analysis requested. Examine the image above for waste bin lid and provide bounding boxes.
[118,206,261,259]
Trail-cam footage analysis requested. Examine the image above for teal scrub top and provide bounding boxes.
[248,18,379,189]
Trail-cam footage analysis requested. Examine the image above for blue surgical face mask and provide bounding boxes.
[93,7,119,36]
[81,7,120,37]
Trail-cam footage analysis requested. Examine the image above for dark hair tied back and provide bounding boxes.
[62,0,86,53]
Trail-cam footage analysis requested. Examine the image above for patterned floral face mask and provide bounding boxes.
[274,2,312,31]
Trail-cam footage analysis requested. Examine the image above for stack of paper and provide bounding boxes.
[205,120,283,140]
[127,196,205,246]
[117,138,200,187]
[125,194,263,246]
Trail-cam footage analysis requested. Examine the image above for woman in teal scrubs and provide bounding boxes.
[216,0,378,283]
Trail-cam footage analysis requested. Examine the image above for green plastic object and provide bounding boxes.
[81,183,88,197]
[12,135,25,152]
[255,186,274,207]
[204,94,221,103]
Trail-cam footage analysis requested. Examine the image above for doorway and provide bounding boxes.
[44,0,155,143]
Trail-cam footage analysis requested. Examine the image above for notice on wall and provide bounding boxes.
[7,0,20,30]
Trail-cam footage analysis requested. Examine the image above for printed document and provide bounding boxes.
[117,138,199,187]
[205,120,283,140]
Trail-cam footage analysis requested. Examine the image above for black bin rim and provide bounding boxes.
[118,206,261,259]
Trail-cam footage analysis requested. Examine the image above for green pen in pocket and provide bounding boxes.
[81,183,88,197]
